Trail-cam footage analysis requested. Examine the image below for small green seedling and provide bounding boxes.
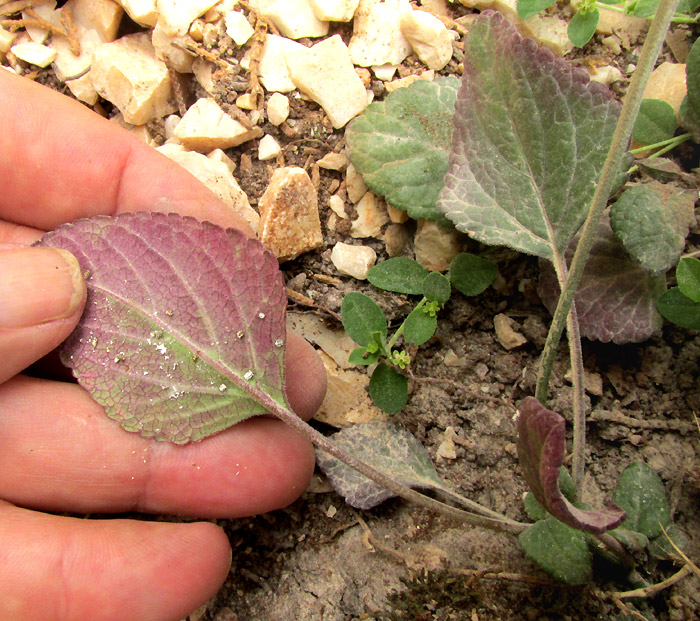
[341,254,497,414]
[517,0,700,48]
[657,256,700,329]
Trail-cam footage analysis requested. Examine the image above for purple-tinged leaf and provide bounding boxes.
[517,397,625,534]
[437,11,621,260]
[538,221,666,344]
[316,421,442,510]
[37,212,288,444]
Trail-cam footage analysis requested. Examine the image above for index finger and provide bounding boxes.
[0,70,251,232]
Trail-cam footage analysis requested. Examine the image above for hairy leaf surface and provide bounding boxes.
[614,462,670,539]
[316,421,442,509]
[517,397,626,534]
[437,11,621,260]
[685,36,700,140]
[610,182,695,273]
[539,221,666,343]
[345,77,460,223]
[38,212,288,444]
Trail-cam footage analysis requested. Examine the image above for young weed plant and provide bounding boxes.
[36,2,697,611]
[341,254,496,414]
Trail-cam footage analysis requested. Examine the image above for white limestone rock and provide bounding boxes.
[249,0,329,39]
[309,0,359,21]
[328,194,348,219]
[345,163,368,203]
[258,167,323,261]
[266,92,290,125]
[174,97,263,151]
[643,62,687,119]
[259,34,307,93]
[414,220,462,271]
[157,142,259,232]
[156,0,220,36]
[331,242,377,279]
[11,41,56,67]
[400,8,454,71]
[287,34,370,128]
[493,314,527,350]
[90,32,175,124]
[317,152,348,171]
[225,10,254,45]
[348,0,412,67]
[114,0,158,26]
[350,191,389,238]
[68,0,123,41]
[258,134,282,160]
[0,27,16,54]
[151,20,194,73]
[22,1,56,44]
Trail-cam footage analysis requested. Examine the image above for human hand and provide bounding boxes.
[0,69,326,620]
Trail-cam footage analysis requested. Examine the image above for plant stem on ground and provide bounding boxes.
[534,0,681,488]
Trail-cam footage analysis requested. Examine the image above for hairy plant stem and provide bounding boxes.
[256,392,528,534]
[535,0,680,405]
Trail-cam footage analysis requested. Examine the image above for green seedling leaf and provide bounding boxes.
[316,420,442,509]
[610,183,696,273]
[404,305,438,346]
[677,0,700,12]
[614,462,670,539]
[369,362,408,414]
[422,272,451,305]
[345,77,460,223]
[676,257,700,302]
[538,221,666,343]
[633,99,678,145]
[341,292,388,347]
[648,524,690,560]
[348,347,380,366]
[517,397,626,534]
[524,492,548,521]
[448,253,498,296]
[657,287,700,330]
[568,8,599,48]
[438,11,621,260]
[684,36,700,141]
[609,527,650,553]
[37,213,288,444]
[630,0,660,18]
[518,517,592,584]
[367,257,429,294]
[517,0,556,20]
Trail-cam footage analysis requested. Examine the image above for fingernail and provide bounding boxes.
[0,247,85,328]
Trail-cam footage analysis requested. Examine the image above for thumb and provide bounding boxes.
[0,246,86,384]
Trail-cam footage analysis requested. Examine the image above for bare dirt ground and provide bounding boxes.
[22,2,700,619]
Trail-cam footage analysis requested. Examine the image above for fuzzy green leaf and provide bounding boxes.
[369,363,408,414]
[633,99,678,145]
[438,11,621,260]
[348,347,380,366]
[519,517,592,584]
[448,253,497,296]
[345,77,460,223]
[614,462,670,539]
[684,36,700,141]
[422,272,451,305]
[649,524,690,560]
[657,287,700,329]
[37,213,288,444]
[568,8,599,48]
[315,421,442,509]
[630,0,661,18]
[676,257,700,302]
[517,0,556,20]
[341,292,388,347]
[367,257,429,294]
[403,305,437,346]
[610,183,695,273]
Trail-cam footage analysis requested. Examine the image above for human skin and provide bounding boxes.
[0,69,326,620]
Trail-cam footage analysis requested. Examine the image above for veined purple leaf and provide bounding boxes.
[517,397,625,534]
[437,11,621,260]
[538,220,666,344]
[37,212,288,444]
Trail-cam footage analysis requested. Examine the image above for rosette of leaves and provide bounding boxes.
[341,254,497,414]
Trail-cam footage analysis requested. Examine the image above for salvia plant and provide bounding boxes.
[37,3,696,604]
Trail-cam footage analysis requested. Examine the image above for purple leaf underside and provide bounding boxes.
[438,10,621,260]
[538,220,666,344]
[37,212,288,444]
[517,397,625,534]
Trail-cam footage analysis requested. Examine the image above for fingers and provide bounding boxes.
[0,70,251,232]
[0,376,316,517]
[0,246,86,384]
[0,501,231,621]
